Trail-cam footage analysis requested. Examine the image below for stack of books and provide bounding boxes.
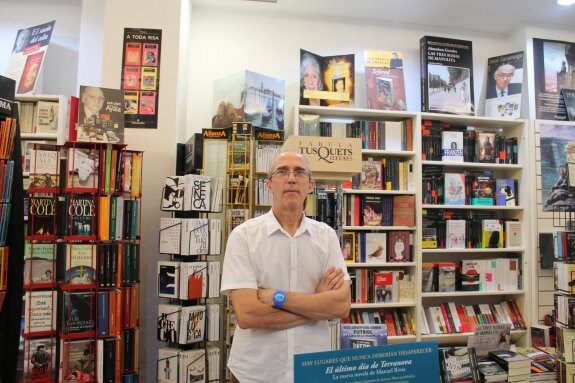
[476,356,508,382]
[487,350,531,383]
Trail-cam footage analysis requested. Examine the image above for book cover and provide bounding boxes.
[143,43,159,66]
[62,291,96,335]
[161,176,185,211]
[28,148,59,190]
[467,323,512,357]
[444,173,466,205]
[179,305,206,345]
[476,356,507,382]
[35,100,59,133]
[484,51,524,119]
[361,194,383,226]
[300,49,355,107]
[387,231,411,262]
[364,50,407,111]
[341,232,355,263]
[66,147,99,190]
[158,347,179,383]
[24,290,57,335]
[442,131,464,162]
[23,242,55,286]
[373,271,395,303]
[65,195,97,236]
[179,262,207,300]
[420,36,475,115]
[563,88,575,121]
[364,232,386,263]
[460,260,481,291]
[184,174,211,212]
[124,42,141,65]
[437,263,457,292]
[359,159,382,190]
[421,263,437,292]
[180,218,209,256]
[392,195,415,227]
[157,261,180,299]
[29,196,56,236]
[77,85,125,144]
[59,339,96,382]
[158,304,180,343]
[477,132,496,163]
[178,349,206,383]
[24,337,57,381]
[530,324,552,348]
[488,349,531,370]
[438,347,480,383]
[446,220,466,249]
[64,243,96,285]
[482,219,503,248]
[159,217,182,255]
[340,323,388,349]
[495,179,516,206]
[471,174,495,206]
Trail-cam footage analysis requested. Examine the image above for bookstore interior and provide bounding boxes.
[2,0,575,382]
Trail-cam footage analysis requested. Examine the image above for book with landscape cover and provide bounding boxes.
[23,337,57,381]
[340,323,388,349]
[420,36,475,115]
[364,50,407,111]
[484,51,524,119]
[77,85,125,144]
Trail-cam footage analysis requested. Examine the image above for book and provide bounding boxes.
[420,36,475,115]
[488,349,532,370]
[35,100,59,133]
[64,195,97,237]
[460,260,481,291]
[179,262,207,300]
[392,195,415,227]
[161,176,185,211]
[482,219,503,248]
[364,232,386,263]
[361,194,384,226]
[157,261,180,299]
[484,51,524,119]
[438,347,480,383]
[467,323,512,357]
[23,242,56,286]
[421,263,437,292]
[476,356,507,383]
[66,147,99,190]
[158,347,179,383]
[178,305,206,345]
[563,88,575,121]
[178,349,206,383]
[184,174,211,212]
[495,179,516,206]
[300,49,355,107]
[471,173,495,206]
[339,323,388,349]
[437,263,457,292]
[364,50,407,111]
[530,324,552,348]
[59,339,96,382]
[446,220,466,249]
[359,159,382,189]
[157,304,180,343]
[24,290,57,335]
[180,218,209,256]
[477,132,496,163]
[505,221,522,248]
[28,148,59,190]
[76,85,125,143]
[387,231,411,262]
[24,337,57,381]
[444,173,466,205]
[159,217,182,254]
[373,271,396,303]
[64,243,96,285]
[62,291,96,335]
[442,131,464,162]
[341,232,355,263]
[29,196,56,236]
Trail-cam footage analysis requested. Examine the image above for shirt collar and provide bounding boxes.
[265,209,313,237]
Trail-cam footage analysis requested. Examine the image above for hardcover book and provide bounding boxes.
[76,85,125,144]
[340,323,388,349]
[23,242,56,286]
[24,337,57,381]
[178,305,206,345]
[64,243,96,285]
[420,36,475,115]
[364,50,407,111]
[62,291,96,335]
[484,51,524,119]
[444,173,466,205]
[387,231,411,262]
[157,261,180,299]
[442,131,464,162]
[364,232,386,263]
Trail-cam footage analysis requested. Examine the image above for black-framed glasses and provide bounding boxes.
[270,168,310,181]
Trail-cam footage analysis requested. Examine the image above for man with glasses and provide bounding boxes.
[487,62,521,98]
[221,151,351,383]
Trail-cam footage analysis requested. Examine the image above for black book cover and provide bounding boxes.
[29,196,56,236]
[62,291,96,335]
[66,194,97,236]
[361,194,384,226]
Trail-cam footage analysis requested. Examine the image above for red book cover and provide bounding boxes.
[373,271,394,303]
[392,195,415,227]
[439,303,453,333]
[188,271,204,300]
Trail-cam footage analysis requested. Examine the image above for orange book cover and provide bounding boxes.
[392,195,415,227]
[98,196,111,240]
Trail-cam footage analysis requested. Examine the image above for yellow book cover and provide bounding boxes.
[131,153,142,197]
[98,196,111,241]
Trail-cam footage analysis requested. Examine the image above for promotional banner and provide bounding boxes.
[294,341,440,383]
[4,20,56,95]
[121,28,162,129]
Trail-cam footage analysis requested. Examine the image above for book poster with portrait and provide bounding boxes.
[538,122,575,212]
[364,50,407,111]
[121,28,162,129]
[5,20,56,95]
[484,51,524,119]
[300,49,355,107]
[533,38,575,120]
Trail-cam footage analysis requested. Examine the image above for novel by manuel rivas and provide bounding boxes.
[420,36,474,115]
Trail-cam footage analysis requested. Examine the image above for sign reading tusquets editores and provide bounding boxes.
[283,135,362,180]
[294,341,440,383]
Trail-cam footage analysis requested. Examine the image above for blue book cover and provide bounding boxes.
[444,173,466,205]
[496,178,516,206]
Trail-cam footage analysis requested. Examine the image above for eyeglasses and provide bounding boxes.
[496,73,514,79]
[270,168,310,181]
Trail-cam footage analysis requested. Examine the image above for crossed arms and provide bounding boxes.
[230,267,351,330]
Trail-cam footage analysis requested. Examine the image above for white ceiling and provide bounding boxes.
[192,0,575,36]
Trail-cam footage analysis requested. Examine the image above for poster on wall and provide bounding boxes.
[533,38,575,120]
[121,28,162,129]
[538,121,575,212]
[4,20,56,95]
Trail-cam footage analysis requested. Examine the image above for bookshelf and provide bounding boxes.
[292,105,532,347]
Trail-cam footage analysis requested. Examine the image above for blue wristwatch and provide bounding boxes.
[273,290,286,309]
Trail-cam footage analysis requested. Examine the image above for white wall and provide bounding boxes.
[0,0,81,96]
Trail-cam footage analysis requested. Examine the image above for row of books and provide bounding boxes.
[17,100,59,134]
[554,231,575,263]
[0,203,11,246]
[555,293,575,327]
[554,263,575,295]
[0,116,17,160]
[421,299,527,335]
[350,269,413,304]
[0,247,8,292]
[422,212,520,249]
[161,174,222,213]
[0,160,14,203]
[422,258,521,293]
[352,157,414,192]
[342,308,416,336]
[343,230,412,264]
[421,120,518,164]
[157,303,220,345]
[27,145,142,196]
[158,346,219,383]
[159,217,221,256]
[255,141,282,173]
[157,260,221,301]
[424,167,518,207]
[343,194,415,227]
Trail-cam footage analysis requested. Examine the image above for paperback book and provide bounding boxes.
[66,147,99,190]
[179,262,207,300]
[158,348,179,383]
[444,172,466,205]
[441,130,464,162]
[495,179,516,206]
[157,261,180,299]
[23,242,56,286]
[28,148,59,190]
[178,305,206,345]
[387,231,411,262]
[161,176,185,211]
[364,50,407,111]
[62,291,96,335]
[23,337,57,381]
[484,51,524,119]
[64,243,96,285]
[178,349,206,383]
[59,339,96,382]
[339,323,388,349]
[157,304,180,343]
[364,232,386,263]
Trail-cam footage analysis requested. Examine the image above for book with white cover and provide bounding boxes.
[184,174,211,212]
[207,304,220,341]
[157,347,179,383]
[505,221,522,248]
[159,217,181,254]
[180,218,209,256]
[178,305,206,345]
[208,261,221,298]
[209,219,221,255]
[178,349,206,383]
